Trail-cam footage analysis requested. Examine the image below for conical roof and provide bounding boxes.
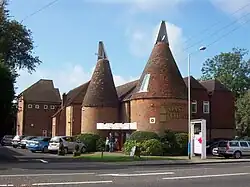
[131,21,187,100]
[83,41,119,107]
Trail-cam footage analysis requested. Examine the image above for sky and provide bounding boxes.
[6,0,250,95]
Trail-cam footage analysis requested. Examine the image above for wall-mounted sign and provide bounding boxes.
[149,117,156,124]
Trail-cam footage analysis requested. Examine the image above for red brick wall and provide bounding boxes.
[72,104,82,135]
[81,107,119,135]
[130,98,188,134]
[210,91,235,129]
[119,102,130,123]
[23,102,60,136]
[191,89,210,127]
[57,108,66,136]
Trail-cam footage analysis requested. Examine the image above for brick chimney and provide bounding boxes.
[62,93,67,107]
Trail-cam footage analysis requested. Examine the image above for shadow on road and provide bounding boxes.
[0,146,24,163]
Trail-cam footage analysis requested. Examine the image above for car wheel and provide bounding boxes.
[81,146,86,153]
[13,145,17,148]
[64,147,68,154]
[31,150,36,153]
[43,146,48,153]
[234,151,241,159]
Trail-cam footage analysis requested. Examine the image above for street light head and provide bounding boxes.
[199,46,207,51]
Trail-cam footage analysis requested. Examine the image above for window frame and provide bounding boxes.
[240,141,249,147]
[138,74,151,93]
[28,104,33,109]
[191,100,197,114]
[203,101,210,114]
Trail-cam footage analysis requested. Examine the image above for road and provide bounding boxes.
[0,162,250,186]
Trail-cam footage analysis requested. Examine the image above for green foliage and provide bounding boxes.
[123,140,139,155]
[0,1,41,72]
[175,133,188,156]
[76,133,101,152]
[141,139,163,156]
[96,137,105,152]
[129,131,159,142]
[236,91,250,136]
[200,48,250,98]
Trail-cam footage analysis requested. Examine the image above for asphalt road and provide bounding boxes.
[0,162,250,186]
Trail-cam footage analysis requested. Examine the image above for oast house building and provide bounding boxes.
[16,21,235,147]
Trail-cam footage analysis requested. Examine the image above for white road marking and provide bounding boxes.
[0,181,113,186]
[32,180,113,186]
[134,167,214,173]
[0,172,95,177]
[99,172,174,177]
[162,172,250,180]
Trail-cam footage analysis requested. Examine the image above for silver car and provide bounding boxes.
[218,140,250,159]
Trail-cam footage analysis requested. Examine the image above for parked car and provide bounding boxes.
[0,135,14,146]
[48,136,86,154]
[206,139,232,156]
[218,140,250,159]
[26,137,51,153]
[12,135,25,148]
[20,136,37,149]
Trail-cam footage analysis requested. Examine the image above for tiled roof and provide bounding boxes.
[200,79,230,92]
[83,58,119,107]
[20,79,61,103]
[183,76,206,90]
[65,81,90,106]
[116,80,138,101]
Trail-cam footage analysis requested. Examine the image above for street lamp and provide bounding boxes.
[188,46,207,160]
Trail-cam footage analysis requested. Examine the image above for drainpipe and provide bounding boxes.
[208,92,212,140]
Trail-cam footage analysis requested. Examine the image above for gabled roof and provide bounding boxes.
[19,79,61,103]
[131,20,187,100]
[183,76,206,90]
[83,41,119,107]
[116,80,138,101]
[65,81,90,106]
[200,79,230,92]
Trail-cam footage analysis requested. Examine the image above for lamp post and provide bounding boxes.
[188,46,206,160]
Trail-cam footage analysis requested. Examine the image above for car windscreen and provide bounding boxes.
[50,137,60,143]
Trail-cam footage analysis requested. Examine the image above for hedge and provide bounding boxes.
[76,133,103,152]
[129,131,159,142]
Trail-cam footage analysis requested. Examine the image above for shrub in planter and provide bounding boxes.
[76,133,100,152]
[129,131,159,142]
[141,139,163,156]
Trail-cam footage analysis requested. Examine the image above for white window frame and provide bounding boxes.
[50,105,55,109]
[139,74,150,93]
[191,100,197,113]
[28,104,33,109]
[203,101,210,114]
[44,105,48,109]
[35,104,40,109]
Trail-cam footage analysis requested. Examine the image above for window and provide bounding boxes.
[44,105,48,109]
[240,142,248,147]
[35,104,39,109]
[139,74,150,92]
[191,100,197,113]
[50,105,55,109]
[28,104,33,109]
[229,141,239,147]
[203,101,210,114]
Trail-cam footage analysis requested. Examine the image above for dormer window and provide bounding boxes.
[139,74,150,93]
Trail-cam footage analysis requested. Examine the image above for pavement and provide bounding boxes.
[0,161,250,186]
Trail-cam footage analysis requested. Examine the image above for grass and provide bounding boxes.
[74,153,186,162]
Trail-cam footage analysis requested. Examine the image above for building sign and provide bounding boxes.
[149,117,156,124]
[160,104,187,121]
[97,122,137,130]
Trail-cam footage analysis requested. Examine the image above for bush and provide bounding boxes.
[160,130,179,155]
[123,140,139,155]
[175,132,188,156]
[129,131,159,142]
[76,133,101,152]
[96,138,105,152]
[141,139,163,156]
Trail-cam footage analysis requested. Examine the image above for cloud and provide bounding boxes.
[16,64,136,95]
[85,0,192,12]
[126,21,187,64]
[210,0,250,18]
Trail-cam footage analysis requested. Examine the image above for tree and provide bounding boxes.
[235,91,250,137]
[0,62,15,137]
[200,48,250,98]
[0,0,41,72]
